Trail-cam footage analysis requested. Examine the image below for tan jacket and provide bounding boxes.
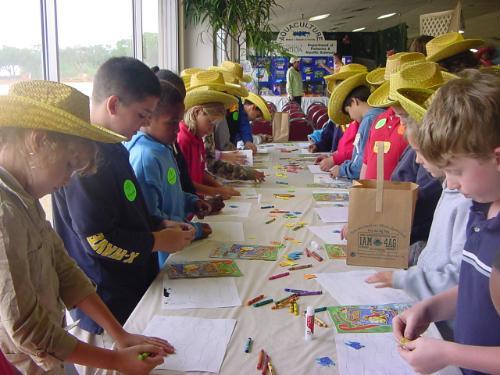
[0,168,95,374]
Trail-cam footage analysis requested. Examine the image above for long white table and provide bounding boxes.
[124,144,461,375]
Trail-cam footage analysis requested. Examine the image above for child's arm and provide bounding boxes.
[360,163,367,179]
[399,338,500,375]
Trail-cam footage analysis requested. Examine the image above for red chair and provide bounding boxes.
[289,111,307,120]
[288,119,313,141]
[311,108,327,126]
[316,113,330,130]
[307,103,324,117]
[252,120,272,135]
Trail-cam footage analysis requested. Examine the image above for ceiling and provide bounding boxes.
[270,0,500,44]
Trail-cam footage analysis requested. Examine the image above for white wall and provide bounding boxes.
[182,19,215,69]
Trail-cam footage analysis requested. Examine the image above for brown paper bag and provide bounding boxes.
[272,112,289,142]
[346,142,418,269]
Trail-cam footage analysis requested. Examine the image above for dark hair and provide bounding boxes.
[409,35,434,55]
[437,50,479,73]
[152,80,184,118]
[155,69,186,99]
[341,85,371,114]
[92,57,161,105]
[334,52,342,59]
[243,99,263,117]
[151,65,160,73]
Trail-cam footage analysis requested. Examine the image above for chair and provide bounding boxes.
[288,119,314,141]
[316,113,330,130]
[251,120,272,136]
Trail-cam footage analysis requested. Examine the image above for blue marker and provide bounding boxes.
[345,341,365,350]
[244,337,253,353]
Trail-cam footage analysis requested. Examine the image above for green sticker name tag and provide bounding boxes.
[374,118,387,129]
[123,179,137,202]
[167,167,177,185]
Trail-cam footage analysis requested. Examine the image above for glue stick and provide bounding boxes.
[305,306,315,340]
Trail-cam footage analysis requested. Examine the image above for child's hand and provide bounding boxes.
[115,344,168,375]
[253,170,265,182]
[308,144,318,153]
[329,165,340,178]
[314,155,327,164]
[221,151,247,165]
[194,200,211,219]
[392,302,431,342]
[207,195,225,213]
[218,186,240,200]
[365,271,394,288]
[115,332,175,355]
[198,223,212,239]
[154,226,194,253]
[260,134,273,143]
[319,157,334,171]
[244,141,257,154]
[398,337,451,374]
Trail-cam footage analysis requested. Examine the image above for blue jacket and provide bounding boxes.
[52,143,159,334]
[310,120,344,153]
[339,107,384,179]
[227,98,253,145]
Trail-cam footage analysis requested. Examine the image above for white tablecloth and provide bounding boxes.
[263,96,329,113]
[124,143,461,375]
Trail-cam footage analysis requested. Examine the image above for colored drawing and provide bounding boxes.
[328,303,411,333]
[313,192,349,203]
[210,243,278,261]
[325,244,347,259]
[166,260,242,279]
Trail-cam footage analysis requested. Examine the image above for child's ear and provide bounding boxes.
[494,146,500,172]
[26,130,49,154]
[106,95,120,116]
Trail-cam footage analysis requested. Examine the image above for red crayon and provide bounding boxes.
[247,294,265,306]
[311,251,324,262]
[261,354,269,375]
[257,349,265,370]
[288,264,313,271]
[269,272,290,280]
[305,248,312,257]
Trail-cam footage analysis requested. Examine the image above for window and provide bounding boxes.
[142,0,159,68]
[0,0,43,94]
[57,0,134,96]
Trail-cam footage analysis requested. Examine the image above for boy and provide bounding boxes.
[126,80,213,267]
[393,70,500,374]
[52,58,195,360]
[314,120,358,171]
[327,73,384,179]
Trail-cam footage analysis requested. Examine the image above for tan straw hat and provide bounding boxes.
[244,92,272,121]
[366,67,386,86]
[383,52,426,80]
[328,72,368,124]
[221,60,252,82]
[426,32,483,62]
[392,87,436,123]
[189,70,248,98]
[324,63,368,82]
[0,80,125,143]
[367,62,455,108]
[185,87,238,111]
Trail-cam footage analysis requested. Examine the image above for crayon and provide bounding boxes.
[260,205,274,209]
[244,337,253,353]
[257,349,265,370]
[311,251,324,262]
[276,181,288,185]
[274,293,299,305]
[305,248,312,257]
[292,224,305,231]
[268,272,290,280]
[314,306,327,313]
[253,298,274,307]
[265,218,276,224]
[247,294,265,306]
[137,352,150,360]
[296,291,323,296]
[262,354,270,375]
[288,264,313,271]
[314,316,328,327]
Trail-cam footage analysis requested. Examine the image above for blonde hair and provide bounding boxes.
[418,69,500,167]
[183,103,226,133]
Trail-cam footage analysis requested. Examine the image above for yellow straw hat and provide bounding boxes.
[383,52,426,80]
[184,86,238,111]
[0,80,125,143]
[244,92,272,121]
[367,62,455,108]
[221,60,252,82]
[328,72,368,124]
[188,70,248,98]
[426,32,484,62]
[366,67,386,86]
[392,87,436,123]
[207,66,240,84]
[324,63,368,82]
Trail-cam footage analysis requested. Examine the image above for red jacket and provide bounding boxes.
[177,121,206,184]
[333,121,359,165]
[0,350,21,375]
[363,108,408,180]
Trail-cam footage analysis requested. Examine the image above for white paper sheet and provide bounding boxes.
[316,270,415,305]
[219,202,252,218]
[236,188,259,200]
[205,222,245,242]
[313,174,335,184]
[307,164,330,174]
[221,149,253,166]
[143,315,236,373]
[162,277,242,309]
[314,205,349,223]
[334,333,415,375]
[308,224,347,245]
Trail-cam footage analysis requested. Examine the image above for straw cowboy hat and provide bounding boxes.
[0,80,125,143]
[221,60,252,82]
[328,72,368,125]
[207,66,240,84]
[426,32,484,62]
[392,87,436,123]
[244,92,272,121]
[324,64,368,93]
[184,72,238,110]
[188,70,248,98]
[383,52,426,80]
[367,61,455,108]
[366,67,386,87]
[180,67,204,87]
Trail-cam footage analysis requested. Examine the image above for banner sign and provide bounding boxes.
[276,20,336,56]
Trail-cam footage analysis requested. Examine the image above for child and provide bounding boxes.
[365,113,471,301]
[243,92,273,144]
[177,72,241,198]
[308,120,345,154]
[51,58,193,367]
[126,80,213,267]
[393,70,500,374]
[327,73,384,179]
[314,120,359,171]
[0,80,172,374]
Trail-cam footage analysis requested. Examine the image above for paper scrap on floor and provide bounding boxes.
[162,277,241,309]
[316,270,415,305]
[308,224,347,245]
[205,222,245,242]
[334,333,415,375]
[315,205,349,223]
[143,315,236,373]
[307,164,330,174]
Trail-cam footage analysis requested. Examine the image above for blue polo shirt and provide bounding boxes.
[454,201,500,375]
